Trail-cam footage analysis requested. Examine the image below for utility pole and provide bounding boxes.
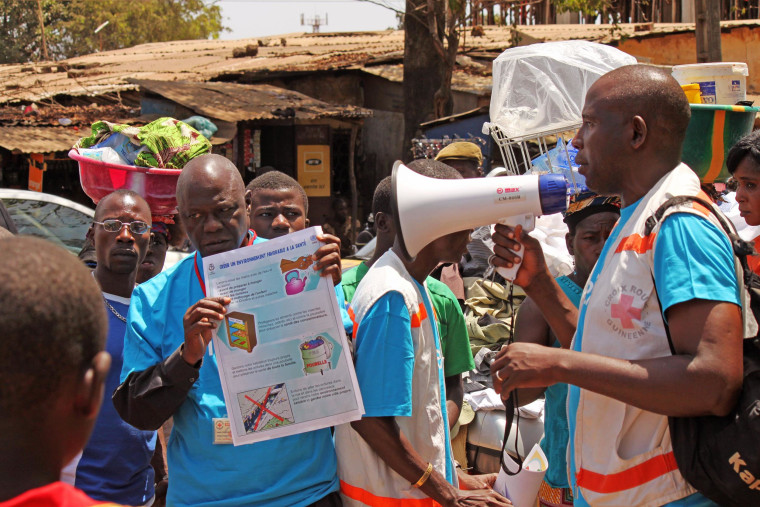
[35,0,49,61]
[695,0,721,62]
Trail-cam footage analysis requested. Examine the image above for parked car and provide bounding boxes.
[0,189,94,254]
[0,189,188,271]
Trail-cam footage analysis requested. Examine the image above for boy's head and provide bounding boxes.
[727,130,760,226]
[371,176,395,253]
[137,221,171,284]
[403,159,470,264]
[0,237,110,471]
[246,171,310,239]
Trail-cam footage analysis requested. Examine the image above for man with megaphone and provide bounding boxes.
[335,159,511,507]
[490,65,744,507]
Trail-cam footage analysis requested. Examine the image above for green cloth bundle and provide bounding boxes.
[76,117,211,169]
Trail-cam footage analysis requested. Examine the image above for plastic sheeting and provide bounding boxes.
[484,40,637,139]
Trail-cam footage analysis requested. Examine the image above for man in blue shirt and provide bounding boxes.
[113,155,343,506]
[490,65,744,506]
[64,189,156,506]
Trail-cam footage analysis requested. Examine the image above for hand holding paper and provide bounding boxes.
[182,296,231,365]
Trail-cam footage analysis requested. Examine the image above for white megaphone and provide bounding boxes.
[391,161,568,281]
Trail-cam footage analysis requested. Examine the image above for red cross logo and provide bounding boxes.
[610,294,642,329]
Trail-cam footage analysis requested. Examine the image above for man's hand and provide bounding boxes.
[456,470,498,490]
[182,297,230,365]
[491,224,550,290]
[446,488,512,506]
[314,233,342,285]
[490,342,561,402]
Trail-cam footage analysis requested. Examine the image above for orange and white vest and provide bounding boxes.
[335,250,456,506]
[571,163,751,506]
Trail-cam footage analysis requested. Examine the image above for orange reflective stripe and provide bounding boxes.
[410,303,428,328]
[615,233,656,254]
[340,480,439,506]
[705,109,726,183]
[749,237,760,276]
[690,190,713,217]
[347,306,358,340]
[576,451,679,493]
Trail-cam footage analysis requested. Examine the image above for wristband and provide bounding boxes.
[412,462,434,488]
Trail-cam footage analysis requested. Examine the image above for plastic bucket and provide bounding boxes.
[69,149,182,215]
[672,62,748,105]
[681,104,760,183]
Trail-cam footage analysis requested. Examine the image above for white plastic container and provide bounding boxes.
[672,62,748,105]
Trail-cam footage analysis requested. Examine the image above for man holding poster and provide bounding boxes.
[113,155,345,507]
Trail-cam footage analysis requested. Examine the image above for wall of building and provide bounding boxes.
[263,73,364,107]
[616,26,760,93]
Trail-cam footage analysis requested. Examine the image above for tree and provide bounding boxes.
[402,0,466,160]
[0,0,67,63]
[0,0,226,64]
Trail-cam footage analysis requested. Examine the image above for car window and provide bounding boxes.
[1,198,91,253]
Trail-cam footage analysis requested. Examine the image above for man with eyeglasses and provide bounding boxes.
[114,154,344,507]
[62,189,158,507]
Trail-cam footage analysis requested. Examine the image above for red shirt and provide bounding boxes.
[0,482,121,507]
[749,236,760,276]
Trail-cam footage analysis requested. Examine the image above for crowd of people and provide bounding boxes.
[0,64,758,507]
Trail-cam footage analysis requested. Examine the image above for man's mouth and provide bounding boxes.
[112,249,137,258]
[202,238,233,254]
[269,229,289,238]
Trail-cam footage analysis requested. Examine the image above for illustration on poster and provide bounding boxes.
[300,335,333,375]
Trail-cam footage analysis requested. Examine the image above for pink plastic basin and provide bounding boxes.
[69,149,182,215]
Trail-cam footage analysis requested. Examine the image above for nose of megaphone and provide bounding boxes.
[391,161,567,262]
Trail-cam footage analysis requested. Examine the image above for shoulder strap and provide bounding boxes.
[646,195,757,353]
[645,195,754,281]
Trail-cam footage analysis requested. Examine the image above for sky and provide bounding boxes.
[217,0,404,41]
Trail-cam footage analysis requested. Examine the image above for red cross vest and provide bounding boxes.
[571,163,753,506]
[335,250,455,506]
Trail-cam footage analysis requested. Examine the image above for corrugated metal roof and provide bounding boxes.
[132,79,371,121]
[361,64,492,96]
[2,21,757,105]
[0,126,81,153]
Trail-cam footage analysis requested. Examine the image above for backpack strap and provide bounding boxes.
[645,195,758,351]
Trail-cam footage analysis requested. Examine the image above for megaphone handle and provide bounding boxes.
[495,263,520,282]
[491,214,537,282]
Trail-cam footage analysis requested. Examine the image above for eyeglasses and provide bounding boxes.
[94,219,150,235]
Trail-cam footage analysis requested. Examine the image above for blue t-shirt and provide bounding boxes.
[567,202,738,507]
[334,282,354,336]
[539,275,582,489]
[121,240,339,507]
[353,282,456,484]
[75,293,156,505]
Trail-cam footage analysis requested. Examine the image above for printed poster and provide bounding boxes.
[203,226,364,445]
[297,144,330,197]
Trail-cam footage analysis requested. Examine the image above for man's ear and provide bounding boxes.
[565,232,575,257]
[375,212,392,233]
[631,115,648,150]
[244,189,253,213]
[74,351,111,419]
[304,217,310,227]
[86,225,94,241]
